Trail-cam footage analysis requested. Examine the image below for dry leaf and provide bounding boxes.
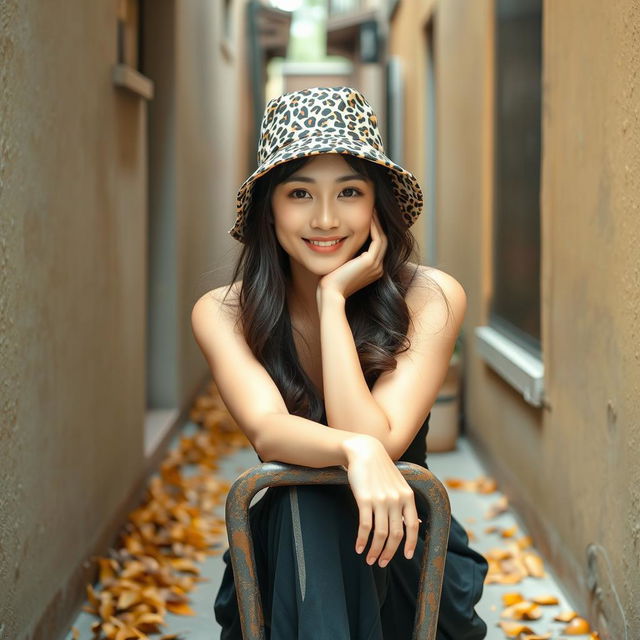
[554,610,577,622]
[498,621,535,637]
[486,495,509,519]
[502,592,524,606]
[501,601,542,620]
[165,602,196,616]
[563,616,591,634]
[79,383,249,633]
[522,551,545,577]
[531,594,558,605]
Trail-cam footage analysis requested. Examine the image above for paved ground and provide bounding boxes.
[67,426,580,639]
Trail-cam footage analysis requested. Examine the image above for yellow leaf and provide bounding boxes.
[553,610,577,622]
[485,495,509,519]
[117,590,142,611]
[498,621,535,637]
[97,557,118,584]
[169,558,201,574]
[501,592,524,606]
[522,551,545,577]
[531,594,558,606]
[99,592,115,621]
[563,616,591,635]
[166,601,196,616]
[501,601,542,621]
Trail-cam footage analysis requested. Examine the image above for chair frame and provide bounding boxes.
[225,461,451,640]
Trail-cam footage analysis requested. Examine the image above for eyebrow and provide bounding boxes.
[281,174,368,184]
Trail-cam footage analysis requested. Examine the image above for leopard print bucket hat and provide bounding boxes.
[229,86,424,243]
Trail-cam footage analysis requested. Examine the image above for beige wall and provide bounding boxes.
[0,1,251,638]
[0,1,147,638]
[144,0,249,408]
[390,0,640,637]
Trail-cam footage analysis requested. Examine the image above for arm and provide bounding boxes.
[190,287,375,468]
[318,268,466,460]
[191,285,421,567]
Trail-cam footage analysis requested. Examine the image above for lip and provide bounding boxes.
[302,237,347,253]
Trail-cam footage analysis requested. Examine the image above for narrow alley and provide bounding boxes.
[1,1,638,640]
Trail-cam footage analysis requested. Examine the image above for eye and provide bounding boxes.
[289,188,310,199]
[340,187,362,198]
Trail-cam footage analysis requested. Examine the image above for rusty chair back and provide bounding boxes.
[224,461,451,640]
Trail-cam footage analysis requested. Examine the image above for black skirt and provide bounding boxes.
[215,413,488,639]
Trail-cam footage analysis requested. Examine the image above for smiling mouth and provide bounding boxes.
[303,237,346,247]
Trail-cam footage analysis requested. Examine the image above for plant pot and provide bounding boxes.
[426,352,461,453]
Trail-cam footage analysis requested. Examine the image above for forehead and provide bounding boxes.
[292,153,355,175]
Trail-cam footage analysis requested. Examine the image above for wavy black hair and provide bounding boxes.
[223,154,447,422]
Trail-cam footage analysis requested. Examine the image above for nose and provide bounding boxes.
[311,196,339,230]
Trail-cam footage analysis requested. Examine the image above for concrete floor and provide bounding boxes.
[66,427,582,639]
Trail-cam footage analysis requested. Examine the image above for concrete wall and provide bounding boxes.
[0,2,146,638]
[390,0,640,637]
[0,0,251,637]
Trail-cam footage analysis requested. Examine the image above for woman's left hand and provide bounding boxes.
[317,211,388,302]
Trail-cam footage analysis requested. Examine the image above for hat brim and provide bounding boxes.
[229,134,423,243]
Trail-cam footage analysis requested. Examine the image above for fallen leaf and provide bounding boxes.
[522,551,545,577]
[563,616,591,634]
[498,621,535,637]
[501,601,542,620]
[486,495,509,519]
[531,594,558,605]
[554,610,577,622]
[166,602,196,616]
[502,592,524,606]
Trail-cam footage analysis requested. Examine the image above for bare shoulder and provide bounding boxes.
[403,263,467,327]
[192,280,242,324]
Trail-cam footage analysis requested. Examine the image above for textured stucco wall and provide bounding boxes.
[174,0,246,404]
[0,1,146,638]
[540,2,640,635]
[144,0,248,409]
[431,0,640,638]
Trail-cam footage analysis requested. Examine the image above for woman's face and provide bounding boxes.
[270,154,376,277]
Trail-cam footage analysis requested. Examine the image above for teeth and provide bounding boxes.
[308,238,342,246]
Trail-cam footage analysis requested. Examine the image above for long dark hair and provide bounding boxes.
[223,154,445,422]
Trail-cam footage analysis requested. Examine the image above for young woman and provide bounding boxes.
[192,87,487,639]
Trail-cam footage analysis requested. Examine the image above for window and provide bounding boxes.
[475,0,544,408]
[492,0,542,355]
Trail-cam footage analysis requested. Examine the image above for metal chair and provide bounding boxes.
[225,461,451,640]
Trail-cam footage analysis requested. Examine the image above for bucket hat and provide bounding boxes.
[228,86,424,243]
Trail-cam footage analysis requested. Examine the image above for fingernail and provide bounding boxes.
[379,558,388,568]
[356,544,364,554]
[367,557,375,565]
[406,549,414,559]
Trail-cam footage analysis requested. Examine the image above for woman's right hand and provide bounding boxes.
[342,434,421,568]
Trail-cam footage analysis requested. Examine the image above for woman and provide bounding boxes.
[192,87,487,639]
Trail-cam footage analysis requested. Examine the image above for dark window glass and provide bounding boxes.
[492,0,542,354]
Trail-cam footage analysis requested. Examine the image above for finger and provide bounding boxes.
[366,504,389,565]
[355,501,373,555]
[377,504,405,567]
[371,212,387,260]
[402,501,421,560]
